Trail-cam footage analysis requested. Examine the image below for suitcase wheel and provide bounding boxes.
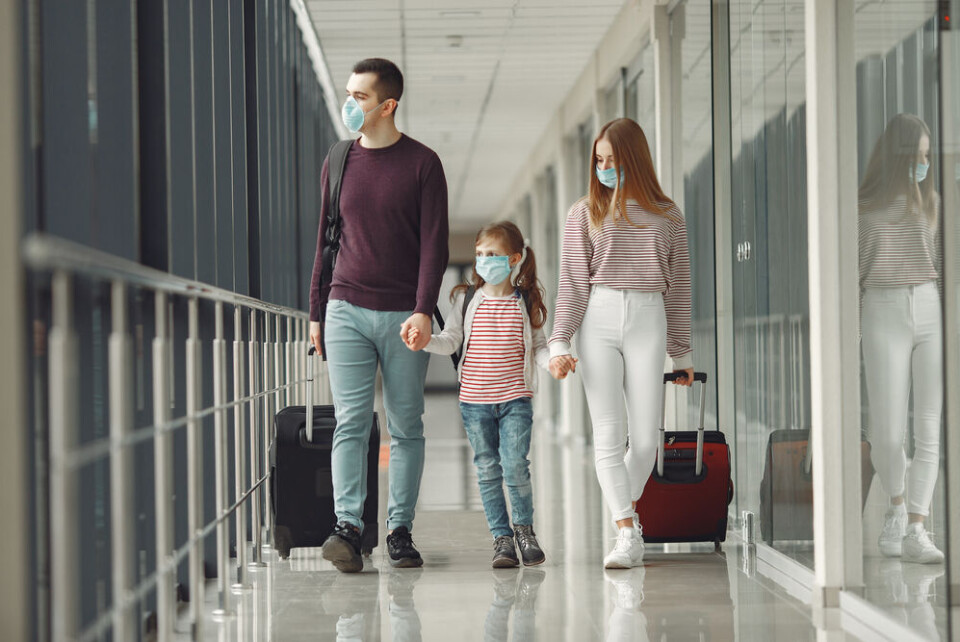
[274,526,293,560]
[361,546,373,557]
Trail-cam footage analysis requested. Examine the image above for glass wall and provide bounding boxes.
[625,40,657,173]
[854,4,951,637]
[726,0,811,565]
[675,2,718,432]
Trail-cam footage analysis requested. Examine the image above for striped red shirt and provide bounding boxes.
[859,196,940,291]
[459,294,533,404]
[550,199,693,365]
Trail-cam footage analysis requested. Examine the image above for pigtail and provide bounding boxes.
[515,245,548,330]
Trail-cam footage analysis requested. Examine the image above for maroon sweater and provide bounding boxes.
[309,135,449,322]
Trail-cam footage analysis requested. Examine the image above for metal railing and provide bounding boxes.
[23,232,331,641]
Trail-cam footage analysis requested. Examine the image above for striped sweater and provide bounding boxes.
[549,198,694,370]
[858,195,940,293]
[458,295,532,404]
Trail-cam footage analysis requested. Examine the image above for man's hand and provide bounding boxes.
[549,355,578,380]
[399,313,431,351]
[310,321,323,357]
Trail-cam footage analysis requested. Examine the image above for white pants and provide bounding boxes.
[861,282,942,516]
[576,286,667,523]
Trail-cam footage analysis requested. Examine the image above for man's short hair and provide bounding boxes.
[352,58,404,104]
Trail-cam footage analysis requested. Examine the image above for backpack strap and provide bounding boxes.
[318,139,352,359]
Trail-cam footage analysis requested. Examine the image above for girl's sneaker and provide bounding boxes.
[514,525,545,566]
[604,527,645,569]
[492,535,520,568]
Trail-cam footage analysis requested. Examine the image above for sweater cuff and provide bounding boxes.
[672,352,694,371]
[549,342,572,359]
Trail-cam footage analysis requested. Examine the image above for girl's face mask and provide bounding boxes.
[475,255,512,285]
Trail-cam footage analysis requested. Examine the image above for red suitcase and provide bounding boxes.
[635,372,733,548]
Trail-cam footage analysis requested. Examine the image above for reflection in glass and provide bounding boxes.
[604,568,648,642]
[484,568,545,641]
[859,114,945,565]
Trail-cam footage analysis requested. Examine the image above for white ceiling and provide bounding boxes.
[306,0,628,231]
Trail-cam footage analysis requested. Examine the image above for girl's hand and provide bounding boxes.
[549,355,578,380]
[402,326,421,350]
[670,367,695,386]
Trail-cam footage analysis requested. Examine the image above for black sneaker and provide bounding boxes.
[322,521,363,573]
[386,526,424,568]
[492,535,520,568]
[514,525,545,566]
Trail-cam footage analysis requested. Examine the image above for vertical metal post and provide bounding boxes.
[186,297,204,637]
[285,316,293,408]
[108,281,136,640]
[232,307,250,587]
[248,310,264,566]
[153,291,174,642]
[212,302,233,617]
[261,313,274,546]
[49,271,79,642]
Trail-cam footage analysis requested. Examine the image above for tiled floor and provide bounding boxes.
[184,393,949,641]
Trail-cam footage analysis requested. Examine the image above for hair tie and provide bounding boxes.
[523,237,531,249]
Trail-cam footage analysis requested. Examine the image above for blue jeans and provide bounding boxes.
[459,397,535,538]
[324,299,430,532]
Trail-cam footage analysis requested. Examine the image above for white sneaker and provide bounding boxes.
[901,523,945,565]
[604,527,645,569]
[878,505,906,557]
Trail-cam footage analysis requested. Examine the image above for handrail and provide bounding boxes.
[22,232,309,319]
[23,231,330,641]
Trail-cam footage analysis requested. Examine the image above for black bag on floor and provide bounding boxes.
[270,347,380,559]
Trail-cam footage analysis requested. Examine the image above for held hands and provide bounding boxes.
[400,313,431,351]
[549,355,578,380]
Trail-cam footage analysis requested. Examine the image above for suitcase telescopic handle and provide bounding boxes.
[658,371,709,477]
[307,346,317,442]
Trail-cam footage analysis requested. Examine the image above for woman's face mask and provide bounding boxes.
[911,162,930,184]
[596,165,625,189]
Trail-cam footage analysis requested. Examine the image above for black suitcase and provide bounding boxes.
[270,348,380,559]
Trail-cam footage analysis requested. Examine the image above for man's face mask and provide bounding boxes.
[341,96,386,134]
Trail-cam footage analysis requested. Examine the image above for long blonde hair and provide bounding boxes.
[587,118,677,228]
[859,113,937,227]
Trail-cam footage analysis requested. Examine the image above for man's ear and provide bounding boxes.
[382,98,398,117]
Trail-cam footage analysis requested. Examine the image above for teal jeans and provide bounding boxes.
[324,299,430,532]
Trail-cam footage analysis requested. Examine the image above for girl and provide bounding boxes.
[549,118,694,569]
[404,221,551,568]
[859,113,944,564]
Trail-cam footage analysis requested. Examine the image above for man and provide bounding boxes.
[309,58,448,573]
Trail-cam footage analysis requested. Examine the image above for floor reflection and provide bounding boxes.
[190,392,896,641]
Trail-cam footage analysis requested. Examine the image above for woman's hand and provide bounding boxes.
[670,367,695,386]
[549,355,578,380]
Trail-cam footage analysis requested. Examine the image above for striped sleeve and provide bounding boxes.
[664,212,693,369]
[549,201,593,357]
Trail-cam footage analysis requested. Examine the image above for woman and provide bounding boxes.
[859,113,944,564]
[548,118,694,569]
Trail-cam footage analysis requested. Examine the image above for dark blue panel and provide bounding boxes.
[41,0,90,245]
[243,0,260,299]
[95,0,138,261]
[138,0,169,271]
[167,0,197,279]
[194,0,217,286]
[232,0,250,295]
[214,0,235,291]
